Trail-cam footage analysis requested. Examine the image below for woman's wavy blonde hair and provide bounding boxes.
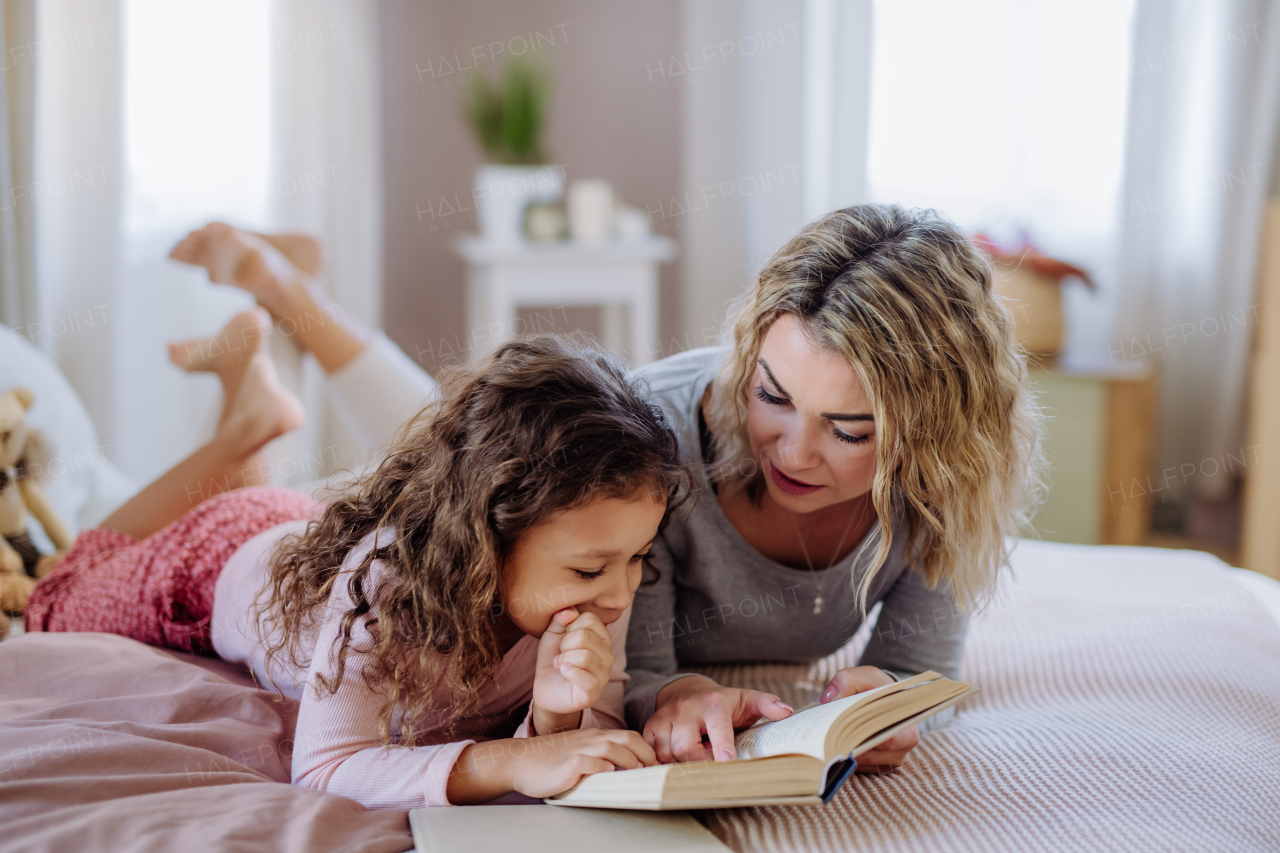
[255,334,691,746]
[705,204,1044,612]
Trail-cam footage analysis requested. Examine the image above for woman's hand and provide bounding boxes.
[644,675,793,763]
[821,666,920,771]
[532,608,614,734]
[448,729,658,803]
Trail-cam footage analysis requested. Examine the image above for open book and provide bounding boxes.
[549,670,977,810]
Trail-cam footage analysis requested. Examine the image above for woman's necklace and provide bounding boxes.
[788,504,865,615]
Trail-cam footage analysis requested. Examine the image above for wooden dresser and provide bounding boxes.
[1242,200,1280,580]
[1029,354,1158,546]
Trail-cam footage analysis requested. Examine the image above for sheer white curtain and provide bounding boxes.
[31,0,383,494]
[1115,0,1280,502]
[866,0,1136,356]
[679,0,870,344]
[267,0,383,483]
[116,0,273,485]
[33,0,123,458]
[0,0,39,337]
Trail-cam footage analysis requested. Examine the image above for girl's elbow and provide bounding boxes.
[291,759,339,791]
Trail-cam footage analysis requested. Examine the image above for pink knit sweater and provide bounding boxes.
[210,520,630,808]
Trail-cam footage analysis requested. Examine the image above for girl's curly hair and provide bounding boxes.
[254,334,692,745]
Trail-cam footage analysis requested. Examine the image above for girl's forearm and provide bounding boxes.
[446,740,517,805]
[532,705,582,736]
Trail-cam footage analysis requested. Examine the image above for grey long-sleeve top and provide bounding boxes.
[624,347,969,730]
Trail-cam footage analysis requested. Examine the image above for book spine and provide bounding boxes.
[820,757,858,804]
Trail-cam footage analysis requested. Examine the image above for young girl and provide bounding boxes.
[26,333,691,808]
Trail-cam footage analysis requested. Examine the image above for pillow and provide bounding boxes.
[0,325,136,545]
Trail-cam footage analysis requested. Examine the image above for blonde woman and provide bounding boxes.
[624,204,1042,771]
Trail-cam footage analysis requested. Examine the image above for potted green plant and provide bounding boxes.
[467,59,562,244]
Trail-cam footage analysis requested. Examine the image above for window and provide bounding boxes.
[124,0,271,234]
[867,0,1136,285]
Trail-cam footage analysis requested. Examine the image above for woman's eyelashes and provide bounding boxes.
[756,384,873,445]
[754,384,787,406]
[832,428,873,445]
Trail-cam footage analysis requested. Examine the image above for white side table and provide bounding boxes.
[455,235,676,365]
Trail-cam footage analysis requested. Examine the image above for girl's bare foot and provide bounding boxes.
[218,350,306,459]
[170,223,370,376]
[168,307,272,410]
[169,224,305,319]
[95,322,305,541]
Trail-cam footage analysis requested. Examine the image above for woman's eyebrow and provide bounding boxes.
[758,357,874,423]
[758,358,791,397]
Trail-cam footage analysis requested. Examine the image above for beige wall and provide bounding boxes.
[377,0,682,373]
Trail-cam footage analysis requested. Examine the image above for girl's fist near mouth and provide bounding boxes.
[532,607,614,734]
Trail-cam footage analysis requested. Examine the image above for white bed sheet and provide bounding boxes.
[1232,566,1280,625]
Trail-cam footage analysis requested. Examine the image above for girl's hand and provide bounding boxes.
[532,608,614,731]
[644,675,793,764]
[509,729,657,798]
[448,729,658,803]
[821,666,920,770]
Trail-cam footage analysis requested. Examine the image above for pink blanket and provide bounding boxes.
[0,632,412,853]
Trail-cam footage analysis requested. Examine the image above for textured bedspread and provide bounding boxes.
[1,541,1277,853]
[691,541,1280,852]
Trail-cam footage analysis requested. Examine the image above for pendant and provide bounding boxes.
[813,594,824,615]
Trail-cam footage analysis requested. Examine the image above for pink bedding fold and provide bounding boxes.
[0,632,412,853]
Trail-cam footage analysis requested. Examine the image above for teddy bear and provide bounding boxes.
[0,387,74,638]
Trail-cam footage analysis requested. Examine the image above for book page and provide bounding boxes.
[734,685,891,761]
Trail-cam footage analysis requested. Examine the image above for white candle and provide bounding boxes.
[568,179,615,244]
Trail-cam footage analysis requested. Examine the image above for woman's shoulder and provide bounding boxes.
[628,346,728,425]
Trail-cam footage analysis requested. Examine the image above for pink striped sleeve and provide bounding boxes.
[290,532,474,809]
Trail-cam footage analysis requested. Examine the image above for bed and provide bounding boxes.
[2,538,1277,853]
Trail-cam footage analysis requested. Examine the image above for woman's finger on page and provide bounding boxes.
[820,665,893,703]
[704,710,738,762]
[644,718,674,764]
[747,690,794,722]
[668,719,711,763]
